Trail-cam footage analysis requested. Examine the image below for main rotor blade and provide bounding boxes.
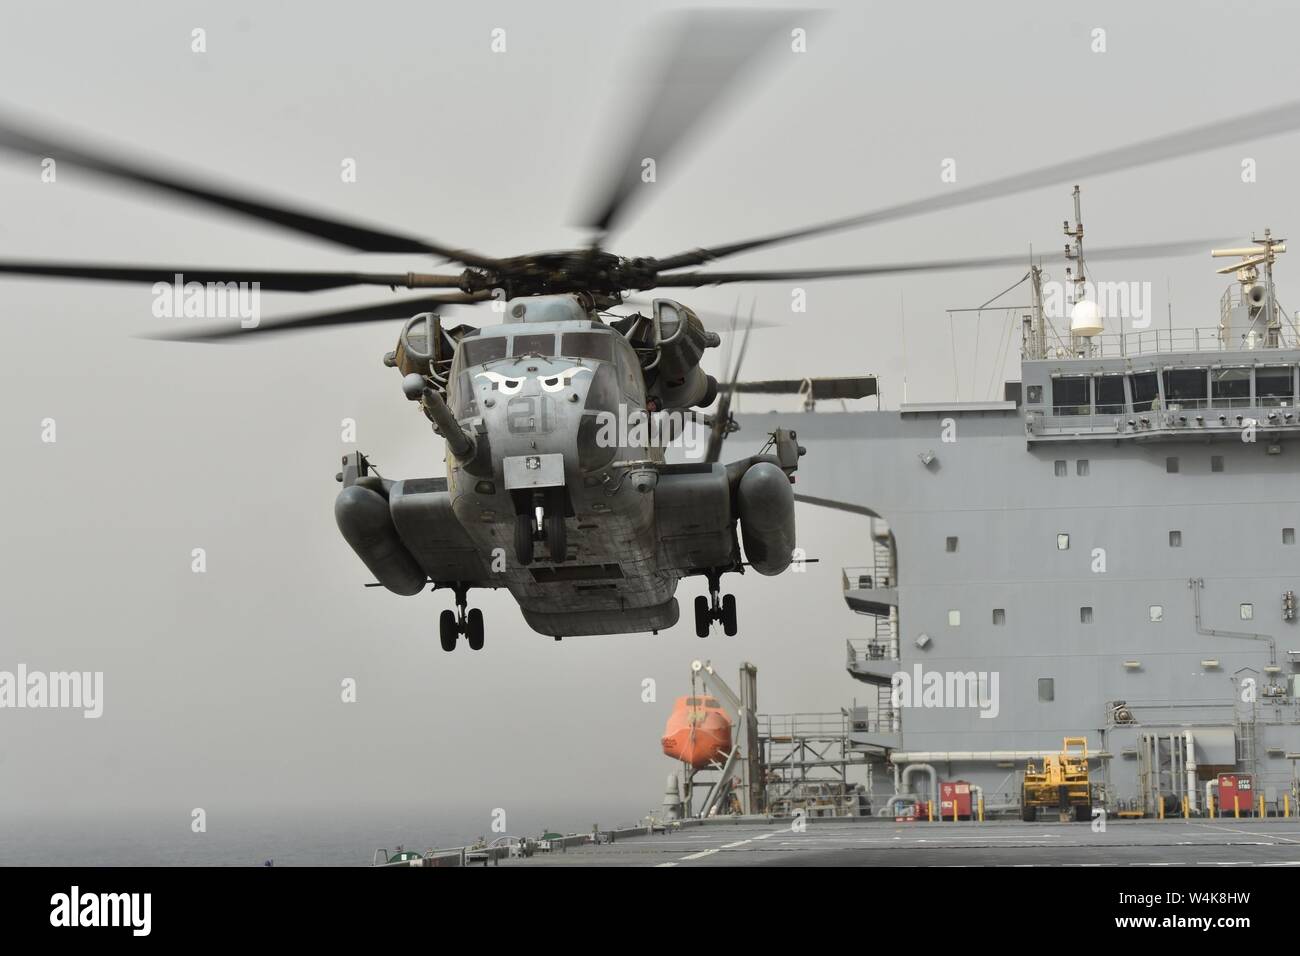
[0,112,499,266]
[579,9,796,237]
[614,295,779,331]
[0,261,465,292]
[653,98,1300,270]
[721,376,878,400]
[792,493,876,518]
[147,292,490,342]
[652,238,1222,286]
[705,301,754,463]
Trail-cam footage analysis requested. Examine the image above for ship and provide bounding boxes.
[772,189,1300,825]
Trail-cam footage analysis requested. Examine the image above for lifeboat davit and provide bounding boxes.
[661,695,732,769]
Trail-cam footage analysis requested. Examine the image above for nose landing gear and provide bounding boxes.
[439,584,485,652]
[694,571,738,638]
[514,490,568,566]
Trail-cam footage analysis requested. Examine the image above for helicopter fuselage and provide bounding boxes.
[335,295,800,642]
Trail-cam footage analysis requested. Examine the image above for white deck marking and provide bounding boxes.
[680,848,721,861]
[1196,823,1300,844]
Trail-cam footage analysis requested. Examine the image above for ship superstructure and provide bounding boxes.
[739,193,1300,819]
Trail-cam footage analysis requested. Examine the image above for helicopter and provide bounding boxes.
[2,10,1298,648]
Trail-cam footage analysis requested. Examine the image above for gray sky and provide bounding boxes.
[1,0,1298,835]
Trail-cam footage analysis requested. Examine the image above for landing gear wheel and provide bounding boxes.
[1020,804,1036,822]
[694,596,710,638]
[1075,803,1092,823]
[546,511,567,563]
[721,594,738,636]
[439,609,458,652]
[466,608,485,651]
[514,513,534,566]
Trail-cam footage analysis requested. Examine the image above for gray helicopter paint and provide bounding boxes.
[749,346,1300,811]
[336,295,799,638]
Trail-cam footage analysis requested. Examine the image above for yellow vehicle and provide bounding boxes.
[1021,737,1093,822]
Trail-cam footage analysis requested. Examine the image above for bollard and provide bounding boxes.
[1182,795,1189,819]
[1158,797,1165,820]
[1209,794,1216,818]
[1259,793,1265,818]
[927,800,934,822]
[952,801,957,823]
[1286,794,1291,818]
[1234,795,1240,819]
[978,797,985,823]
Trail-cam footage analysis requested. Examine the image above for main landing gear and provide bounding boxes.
[694,570,738,638]
[514,490,567,566]
[438,584,484,652]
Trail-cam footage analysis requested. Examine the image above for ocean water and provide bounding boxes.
[0,802,649,866]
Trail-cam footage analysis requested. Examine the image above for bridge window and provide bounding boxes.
[1149,605,1164,622]
[1052,376,1090,415]
[947,610,961,627]
[1240,603,1254,621]
[1257,366,1295,407]
[1076,459,1090,476]
[1163,369,1208,409]
[1094,375,1125,414]
[1166,456,1180,473]
[1169,530,1182,547]
[1212,368,1251,408]
[1080,606,1093,623]
[1057,533,1070,550]
[1285,528,1296,545]
[945,536,958,552]
[1054,460,1067,477]
[992,608,1006,625]
[1026,385,1043,404]
[1130,371,1159,411]
[1211,455,1225,472]
[1038,678,1054,702]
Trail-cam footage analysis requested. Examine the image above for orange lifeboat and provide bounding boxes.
[661,695,732,769]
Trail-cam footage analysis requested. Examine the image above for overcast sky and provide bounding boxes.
[2,0,1298,841]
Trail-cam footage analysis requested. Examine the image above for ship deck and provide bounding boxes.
[499,818,1300,868]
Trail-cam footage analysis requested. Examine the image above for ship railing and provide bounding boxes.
[847,637,896,664]
[843,566,893,591]
[758,711,851,741]
[1028,325,1300,360]
[764,793,862,818]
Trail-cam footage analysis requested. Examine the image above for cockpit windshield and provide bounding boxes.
[510,333,556,357]
[560,331,614,362]
[459,336,508,367]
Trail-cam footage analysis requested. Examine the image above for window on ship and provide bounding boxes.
[1094,374,1125,414]
[1162,369,1208,409]
[1257,366,1295,407]
[1130,371,1159,411]
[1212,367,1251,409]
[1052,376,1090,416]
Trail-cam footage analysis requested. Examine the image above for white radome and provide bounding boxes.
[1069,299,1104,337]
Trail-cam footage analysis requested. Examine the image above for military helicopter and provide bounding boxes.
[2,11,1298,648]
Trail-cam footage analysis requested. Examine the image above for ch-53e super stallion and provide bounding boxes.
[2,10,1292,648]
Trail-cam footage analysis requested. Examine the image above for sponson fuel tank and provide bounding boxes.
[736,460,796,575]
[335,485,426,596]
